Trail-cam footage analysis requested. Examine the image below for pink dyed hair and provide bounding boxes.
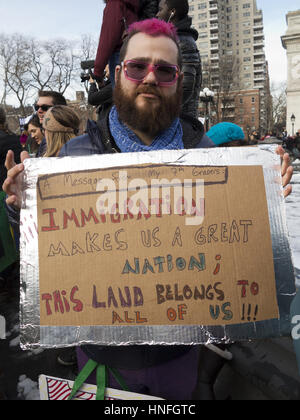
[119,18,182,67]
[128,18,179,42]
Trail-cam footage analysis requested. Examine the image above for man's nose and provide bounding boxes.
[142,68,159,85]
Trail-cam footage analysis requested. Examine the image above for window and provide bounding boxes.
[199,32,208,38]
[199,42,209,49]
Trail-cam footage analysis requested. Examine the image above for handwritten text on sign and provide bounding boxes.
[37,165,279,327]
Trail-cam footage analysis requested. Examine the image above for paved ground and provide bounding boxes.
[0,265,76,400]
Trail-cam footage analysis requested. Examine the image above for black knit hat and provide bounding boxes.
[0,107,6,125]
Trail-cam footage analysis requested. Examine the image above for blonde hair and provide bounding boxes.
[43,106,80,157]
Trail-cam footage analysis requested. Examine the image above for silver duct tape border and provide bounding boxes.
[19,146,296,349]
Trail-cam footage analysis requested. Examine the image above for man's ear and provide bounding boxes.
[115,65,121,82]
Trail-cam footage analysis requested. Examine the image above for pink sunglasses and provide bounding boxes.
[122,60,180,86]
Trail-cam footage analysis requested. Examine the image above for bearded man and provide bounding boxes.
[3,19,293,400]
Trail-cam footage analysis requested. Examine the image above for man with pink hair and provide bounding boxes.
[3,19,293,400]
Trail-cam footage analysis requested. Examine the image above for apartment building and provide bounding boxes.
[189,0,272,136]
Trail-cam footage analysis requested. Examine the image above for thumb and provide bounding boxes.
[21,151,30,163]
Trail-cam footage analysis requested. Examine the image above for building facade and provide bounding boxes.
[281,10,300,136]
[189,0,271,136]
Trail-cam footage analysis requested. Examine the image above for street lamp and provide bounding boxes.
[291,114,296,136]
[200,88,215,131]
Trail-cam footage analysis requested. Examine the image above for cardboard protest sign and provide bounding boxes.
[19,147,296,349]
[37,164,278,327]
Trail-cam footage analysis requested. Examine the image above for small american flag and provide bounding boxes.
[46,378,95,400]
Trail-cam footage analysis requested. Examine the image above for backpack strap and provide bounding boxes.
[68,359,129,400]
[96,109,120,154]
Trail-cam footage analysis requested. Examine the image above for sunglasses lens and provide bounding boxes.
[35,104,51,112]
[155,66,177,83]
[125,61,177,84]
[126,62,148,81]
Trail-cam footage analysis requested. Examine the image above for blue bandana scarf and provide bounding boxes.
[109,106,184,153]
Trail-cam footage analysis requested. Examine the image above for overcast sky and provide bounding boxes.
[0,0,299,86]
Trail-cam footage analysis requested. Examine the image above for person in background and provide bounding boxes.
[88,65,113,120]
[42,106,80,157]
[26,115,44,156]
[19,130,28,149]
[34,91,67,157]
[0,107,22,279]
[156,0,202,118]
[295,130,300,151]
[94,0,140,87]
[0,107,22,189]
[139,0,159,19]
[206,122,247,147]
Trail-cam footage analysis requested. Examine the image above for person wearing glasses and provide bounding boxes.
[33,91,67,156]
[3,19,293,400]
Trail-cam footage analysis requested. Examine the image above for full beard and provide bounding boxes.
[113,78,182,138]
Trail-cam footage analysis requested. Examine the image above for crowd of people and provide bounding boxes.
[0,0,295,401]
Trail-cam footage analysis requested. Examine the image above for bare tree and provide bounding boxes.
[80,34,97,62]
[271,82,287,134]
[29,38,78,95]
[0,33,95,109]
[201,55,241,124]
[28,38,55,92]
[0,34,34,115]
[76,34,98,94]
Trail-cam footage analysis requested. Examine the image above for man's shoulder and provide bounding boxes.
[59,133,98,157]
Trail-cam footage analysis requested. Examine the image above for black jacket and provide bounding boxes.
[88,81,113,121]
[139,0,159,19]
[0,130,22,189]
[176,16,202,119]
